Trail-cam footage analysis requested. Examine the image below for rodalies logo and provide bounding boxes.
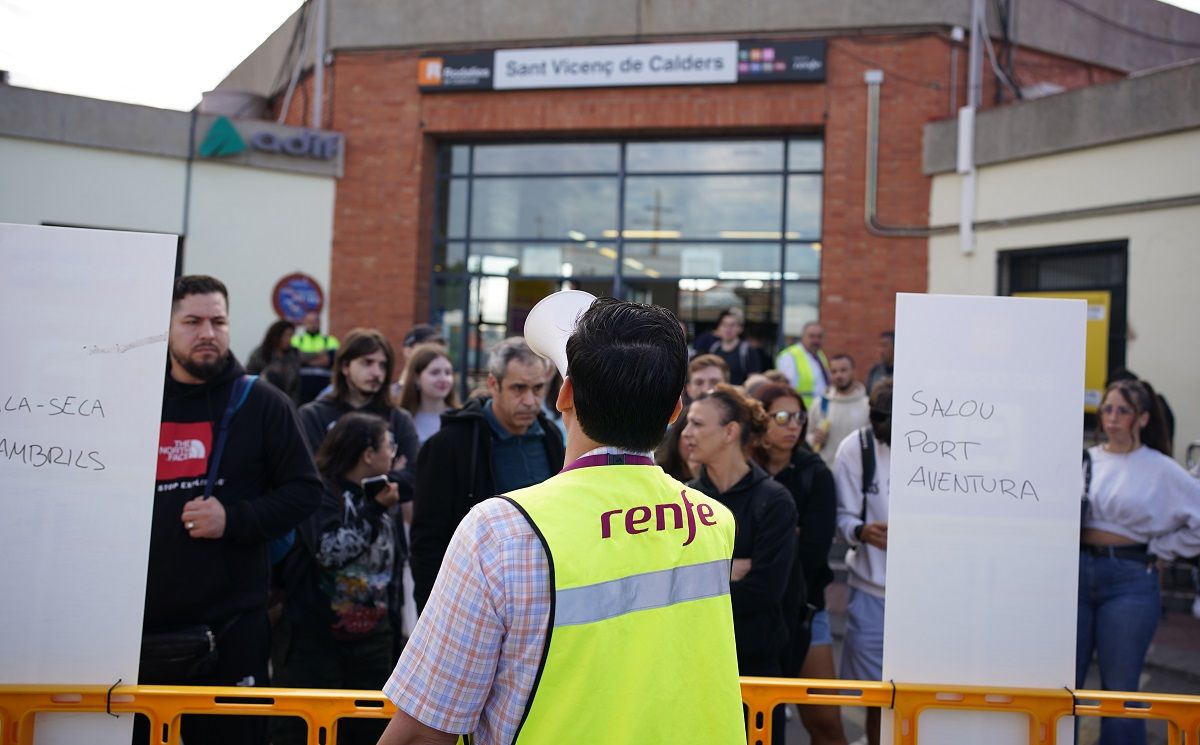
[418,58,444,86]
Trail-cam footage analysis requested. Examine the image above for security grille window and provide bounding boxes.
[431,138,824,389]
[998,240,1128,373]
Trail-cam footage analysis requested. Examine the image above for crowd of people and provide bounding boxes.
[141,275,1199,745]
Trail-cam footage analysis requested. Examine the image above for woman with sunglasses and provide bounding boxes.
[683,383,797,744]
[274,412,402,745]
[1078,380,1200,745]
[751,383,846,745]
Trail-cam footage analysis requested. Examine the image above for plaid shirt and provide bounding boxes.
[384,496,550,743]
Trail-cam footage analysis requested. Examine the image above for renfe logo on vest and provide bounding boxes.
[600,490,718,546]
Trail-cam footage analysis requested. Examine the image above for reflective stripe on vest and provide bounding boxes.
[785,344,829,410]
[555,558,730,627]
[503,466,745,744]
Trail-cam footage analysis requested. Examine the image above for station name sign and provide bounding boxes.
[418,39,825,92]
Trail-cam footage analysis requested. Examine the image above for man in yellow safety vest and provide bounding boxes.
[378,297,745,744]
[776,320,831,410]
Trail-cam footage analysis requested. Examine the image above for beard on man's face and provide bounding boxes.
[171,347,230,382]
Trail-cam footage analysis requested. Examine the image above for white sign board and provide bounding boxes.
[0,223,176,744]
[883,293,1085,744]
[495,41,738,89]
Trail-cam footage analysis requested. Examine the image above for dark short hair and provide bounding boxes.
[869,376,893,412]
[881,330,895,341]
[173,275,228,307]
[332,328,396,413]
[566,297,687,452]
[716,308,743,325]
[830,353,854,367]
[314,411,390,482]
[404,323,444,348]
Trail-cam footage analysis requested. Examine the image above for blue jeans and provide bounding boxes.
[1076,550,1160,745]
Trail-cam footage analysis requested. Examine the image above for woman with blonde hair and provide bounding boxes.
[396,343,461,444]
[683,383,797,745]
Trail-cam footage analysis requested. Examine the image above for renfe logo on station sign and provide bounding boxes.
[417,39,825,92]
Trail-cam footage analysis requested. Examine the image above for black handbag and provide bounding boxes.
[139,625,218,682]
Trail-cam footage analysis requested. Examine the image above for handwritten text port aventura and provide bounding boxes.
[903,390,1039,502]
[2,394,107,471]
[506,53,725,79]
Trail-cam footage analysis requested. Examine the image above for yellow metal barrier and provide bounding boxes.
[2,680,1200,744]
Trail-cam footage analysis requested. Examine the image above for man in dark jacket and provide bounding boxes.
[143,275,322,745]
[409,337,566,612]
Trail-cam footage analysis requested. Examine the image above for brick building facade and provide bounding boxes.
[238,2,1173,379]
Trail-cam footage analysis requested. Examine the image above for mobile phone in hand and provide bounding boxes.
[362,475,391,500]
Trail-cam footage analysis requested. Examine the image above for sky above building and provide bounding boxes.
[1,0,1198,112]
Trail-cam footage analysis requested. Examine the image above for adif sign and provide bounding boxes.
[250,130,340,160]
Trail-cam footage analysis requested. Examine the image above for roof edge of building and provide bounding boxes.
[923,59,1200,175]
[214,0,1200,100]
[0,85,345,179]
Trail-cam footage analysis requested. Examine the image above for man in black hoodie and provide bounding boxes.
[409,337,566,612]
[142,275,322,744]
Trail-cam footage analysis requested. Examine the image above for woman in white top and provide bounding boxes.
[1077,379,1200,745]
[397,344,461,445]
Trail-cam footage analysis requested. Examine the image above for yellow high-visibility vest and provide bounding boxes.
[292,331,339,354]
[502,462,745,744]
[783,344,830,410]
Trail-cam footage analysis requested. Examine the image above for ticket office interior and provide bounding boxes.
[428,137,825,390]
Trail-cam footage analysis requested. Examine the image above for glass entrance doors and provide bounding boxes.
[431,138,824,393]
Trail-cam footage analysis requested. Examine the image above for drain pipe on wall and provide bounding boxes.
[864,70,953,238]
[863,0,981,246]
[957,0,985,254]
[311,0,327,129]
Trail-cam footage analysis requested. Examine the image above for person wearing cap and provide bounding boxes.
[380,298,744,745]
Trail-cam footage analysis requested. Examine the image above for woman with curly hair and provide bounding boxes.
[684,383,797,744]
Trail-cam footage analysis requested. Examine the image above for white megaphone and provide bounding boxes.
[523,289,597,378]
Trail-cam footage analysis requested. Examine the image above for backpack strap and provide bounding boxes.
[203,375,258,499]
[858,426,876,524]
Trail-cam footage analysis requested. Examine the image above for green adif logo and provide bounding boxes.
[198,116,245,158]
